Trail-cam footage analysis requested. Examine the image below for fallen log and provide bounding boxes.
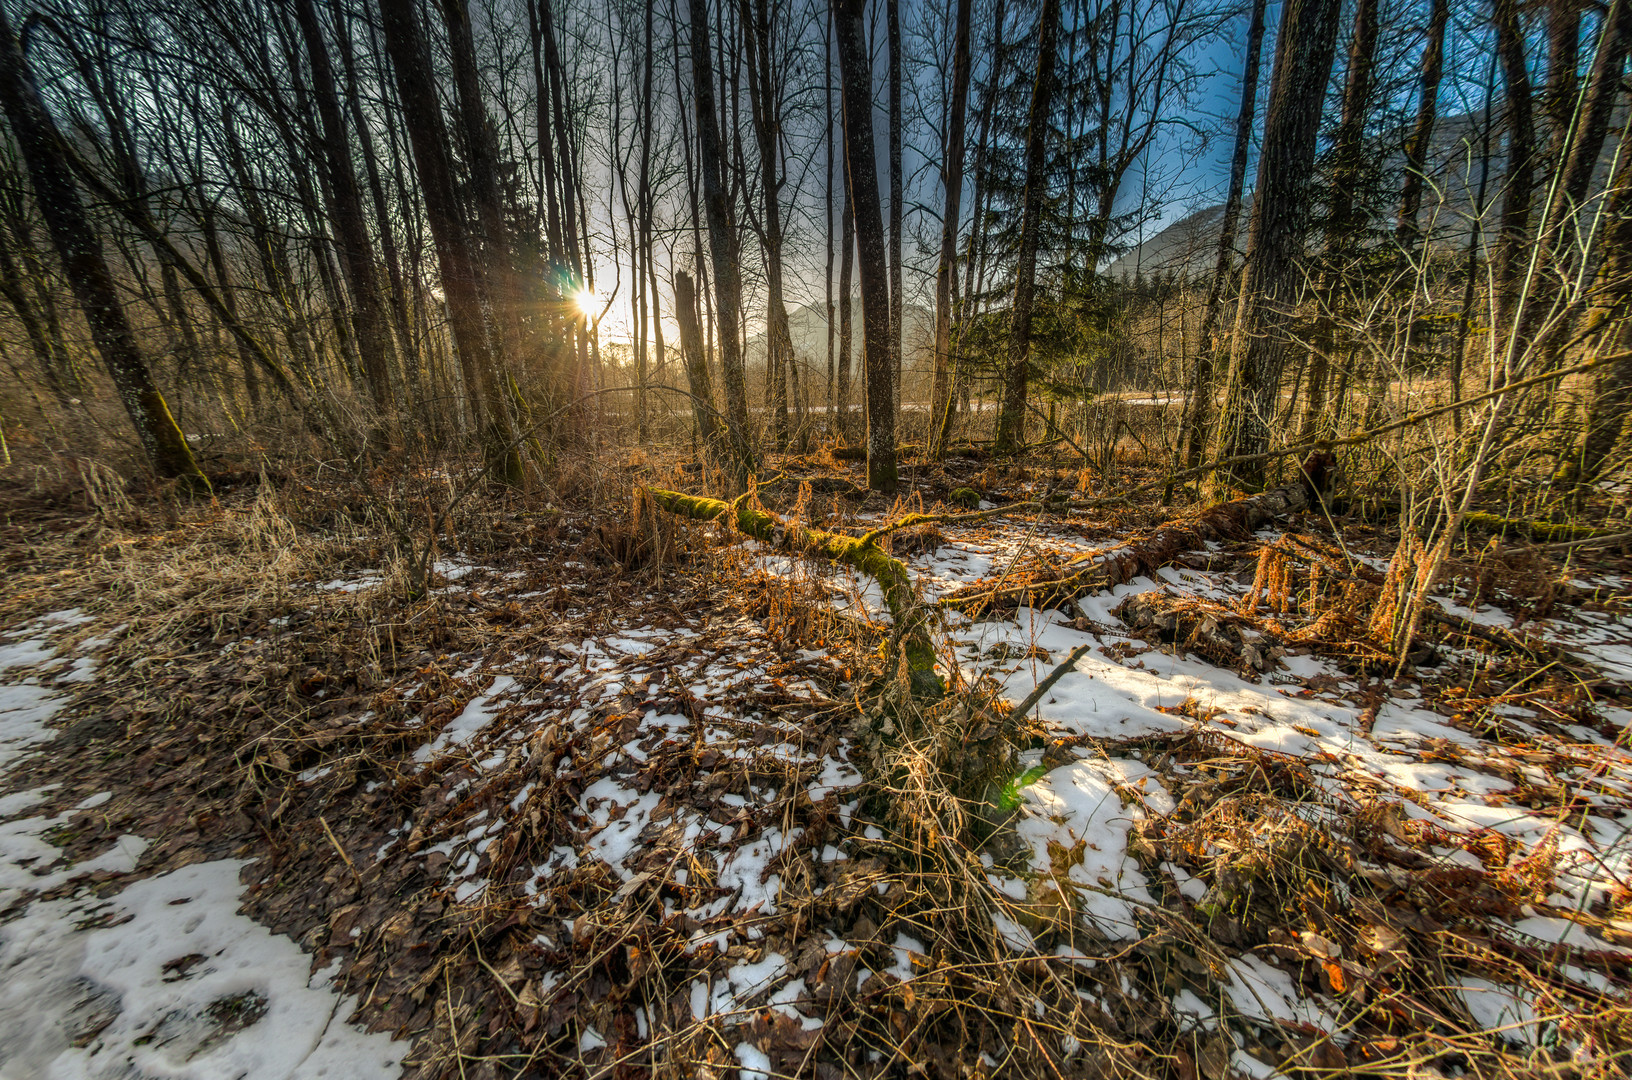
[942,454,1333,613]
[645,487,943,696]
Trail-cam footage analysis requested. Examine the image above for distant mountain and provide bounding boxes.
[1104,109,1527,283]
[1104,201,1243,283]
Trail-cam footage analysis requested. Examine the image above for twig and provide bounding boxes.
[1541,530,1632,552]
[1009,643,1094,720]
[317,814,362,890]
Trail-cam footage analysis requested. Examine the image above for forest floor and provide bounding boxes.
[0,449,1630,1080]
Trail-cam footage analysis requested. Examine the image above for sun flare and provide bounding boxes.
[574,289,596,317]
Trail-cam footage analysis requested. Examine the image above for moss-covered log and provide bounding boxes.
[646,487,942,695]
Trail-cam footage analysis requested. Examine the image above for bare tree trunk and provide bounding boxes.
[743,0,794,451]
[338,0,416,389]
[378,0,522,483]
[1545,0,1583,173]
[1179,0,1267,479]
[1212,0,1342,490]
[838,157,855,433]
[887,0,903,398]
[292,0,397,413]
[1396,0,1448,255]
[929,0,973,459]
[962,0,1004,309]
[825,13,836,426]
[1491,0,1536,343]
[833,0,897,492]
[0,7,204,488]
[0,225,72,404]
[441,0,523,369]
[525,0,568,390]
[674,270,724,459]
[1562,67,1632,490]
[1516,0,1632,380]
[993,0,1061,456]
[639,0,664,424]
[199,198,260,412]
[541,0,583,280]
[1547,0,1630,241]
[689,0,756,480]
[1300,0,1379,441]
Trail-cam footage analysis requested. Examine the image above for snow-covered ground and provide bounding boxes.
[0,616,405,1080]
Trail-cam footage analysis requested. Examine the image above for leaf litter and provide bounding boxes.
[0,462,1629,1079]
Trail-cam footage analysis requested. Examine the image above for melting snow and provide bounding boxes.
[0,617,406,1079]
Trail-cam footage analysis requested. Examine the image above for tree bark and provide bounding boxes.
[838,157,855,432]
[639,0,662,436]
[0,225,72,404]
[689,0,756,481]
[887,0,903,396]
[1547,0,1630,241]
[440,0,524,370]
[1545,0,1583,173]
[674,270,725,461]
[378,0,522,483]
[1180,0,1267,478]
[1396,0,1448,255]
[199,198,260,411]
[1564,116,1632,489]
[1211,0,1342,490]
[743,0,794,450]
[1299,0,1379,442]
[292,0,397,413]
[833,0,898,492]
[335,0,415,393]
[825,13,837,425]
[993,0,1061,456]
[1491,0,1536,341]
[929,0,973,459]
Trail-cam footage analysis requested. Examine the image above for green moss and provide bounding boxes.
[948,487,980,510]
[649,487,944,697]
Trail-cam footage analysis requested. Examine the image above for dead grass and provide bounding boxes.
[1,445,1630,1079]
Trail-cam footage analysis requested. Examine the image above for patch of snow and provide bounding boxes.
[0,681,60,771]
[1457,977,1543,1044]
[734,1041,772,1079]
[1014,760,1160,939]
[1223,955,1343,1038]
[414,676,517,763]
[0,860,403,1078]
